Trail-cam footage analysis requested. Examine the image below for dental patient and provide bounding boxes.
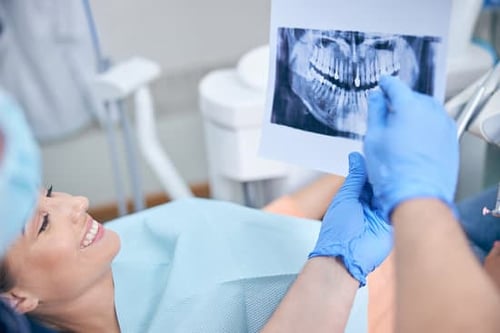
[0,154,392,333]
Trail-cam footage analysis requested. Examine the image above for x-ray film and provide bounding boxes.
[273,29,440,140]
[260,0,452,176]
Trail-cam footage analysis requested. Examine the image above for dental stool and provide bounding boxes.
[199,46,322,207]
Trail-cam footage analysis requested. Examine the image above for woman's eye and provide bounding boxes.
[38,214,49,234]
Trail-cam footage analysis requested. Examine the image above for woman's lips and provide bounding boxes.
[80,218,105,249]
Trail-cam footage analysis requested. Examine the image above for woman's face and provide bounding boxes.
[4,190,120,306]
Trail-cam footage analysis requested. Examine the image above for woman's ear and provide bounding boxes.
[2,289,39,313]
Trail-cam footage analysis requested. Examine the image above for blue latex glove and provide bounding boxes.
[364,76,459,220]
[309,152,393,286]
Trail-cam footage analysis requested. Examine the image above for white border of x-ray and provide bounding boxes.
[259,0,452,176]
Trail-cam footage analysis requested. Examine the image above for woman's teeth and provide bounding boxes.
[81,220,99,249]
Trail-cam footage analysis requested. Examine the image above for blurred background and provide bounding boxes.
[1,0,499,221]
[40,0,271,219]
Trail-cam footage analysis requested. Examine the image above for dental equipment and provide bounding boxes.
[93,58,193,202]
[199,45,323,208]
[446,0,494,98]
[482,182,500,217]
[83,1,192,215]
[452,62,500,139]
[446,61,500,219]
[82,0,145,215]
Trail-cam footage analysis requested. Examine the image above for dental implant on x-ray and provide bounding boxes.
[271,28,439,139]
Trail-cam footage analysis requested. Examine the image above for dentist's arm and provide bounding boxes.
[263,153,392,333]
[392,198,500,333]
[364,76,500,333]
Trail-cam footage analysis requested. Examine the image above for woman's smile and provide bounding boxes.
[80,218,105,249]
[1,189,120,321]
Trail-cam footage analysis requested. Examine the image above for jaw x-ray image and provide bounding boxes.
[271,28,441,140]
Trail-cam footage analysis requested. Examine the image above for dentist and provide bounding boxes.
[364,76,500,332]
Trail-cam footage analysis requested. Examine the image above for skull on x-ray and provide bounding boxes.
[286,29,419,137]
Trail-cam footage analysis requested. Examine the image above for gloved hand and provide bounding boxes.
[364,76,459,220]
[309,152,393,286]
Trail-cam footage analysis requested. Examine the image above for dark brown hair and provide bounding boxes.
[0,258,15,293]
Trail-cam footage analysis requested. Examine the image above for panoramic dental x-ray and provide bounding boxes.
[271,28,441,140]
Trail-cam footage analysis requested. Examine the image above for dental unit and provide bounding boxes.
[446,61,500,220]
[482,182,500,217]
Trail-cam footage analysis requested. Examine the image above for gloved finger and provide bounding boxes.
[367,89,387,130]
[370,195,384,219]
[363,204,392,236]
[378,75,413,109]
[360,180,374,205]
[363,184,386,221]
[335,152,367,201]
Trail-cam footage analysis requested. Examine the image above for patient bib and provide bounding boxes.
[108,199,368,333]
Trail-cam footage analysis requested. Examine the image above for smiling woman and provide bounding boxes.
[0,177,374,333]
[0,163,415,333]
[0,190,121,332]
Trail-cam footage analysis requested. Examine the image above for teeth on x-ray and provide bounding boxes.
[287,30,419,137]
[308,46,398,91]
[271,28,438,140]
[307,43,401,122]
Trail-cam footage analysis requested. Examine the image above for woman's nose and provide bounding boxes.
[71,196,90,219]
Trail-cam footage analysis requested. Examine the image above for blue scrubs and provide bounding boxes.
[458,185,500,262]
[107,198,368,333]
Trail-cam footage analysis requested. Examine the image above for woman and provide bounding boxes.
[1,188,120,332]
[1,169,382,333]
[2,176,498,332]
